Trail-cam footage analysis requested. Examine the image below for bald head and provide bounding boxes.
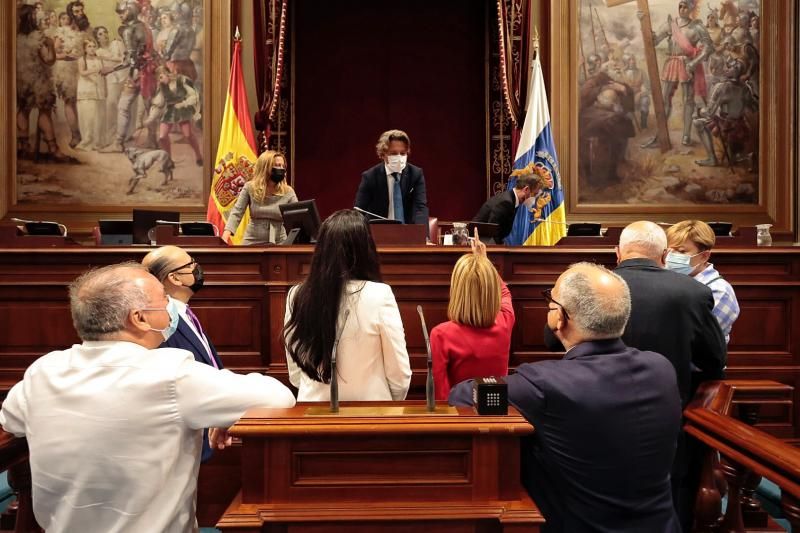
[554,262,631,340]
[69,262,158,341]
[618,221,668,262]
[142,245,190,282]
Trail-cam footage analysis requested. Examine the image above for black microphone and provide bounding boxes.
[330,309,350,413]
[416,305,435,412]
[353,206,389,220]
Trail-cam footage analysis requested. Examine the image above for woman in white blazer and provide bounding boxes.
[283,209,412,401]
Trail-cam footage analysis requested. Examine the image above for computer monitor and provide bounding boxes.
[708,221,733,237]
[466,222,499,244]
[24,221,65,236]
[98,219,134,245]
[132,209,180,244]
[279,199,321,245]
[181,222,217,236]
[566,223,602,237]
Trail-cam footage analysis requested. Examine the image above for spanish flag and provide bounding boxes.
[206,38,258,244]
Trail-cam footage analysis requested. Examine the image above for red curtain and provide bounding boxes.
[292,0,487,221]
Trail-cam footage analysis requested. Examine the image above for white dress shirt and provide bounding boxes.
[0,341,295,533]
[284,280,412,401]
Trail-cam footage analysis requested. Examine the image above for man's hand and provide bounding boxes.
[209,427,233,450]
[470,227,487,257]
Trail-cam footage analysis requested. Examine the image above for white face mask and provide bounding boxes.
[386,154,407,174]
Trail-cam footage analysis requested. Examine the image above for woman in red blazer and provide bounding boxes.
[430,234,515,400]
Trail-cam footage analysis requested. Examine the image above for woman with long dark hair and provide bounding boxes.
[283,209,411,401]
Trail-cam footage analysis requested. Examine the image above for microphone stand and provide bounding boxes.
[353,206,390,221]
[330,309,350,413]
[417,305,435,412]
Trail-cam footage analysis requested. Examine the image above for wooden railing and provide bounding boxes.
[0,432,37,533]
[686,380,799,532]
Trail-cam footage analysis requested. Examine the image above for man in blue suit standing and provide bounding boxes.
[143,245,223,462]
[355,129,429,225]
[450,263,682,533]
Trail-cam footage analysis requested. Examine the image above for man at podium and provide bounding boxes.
[354,129,429,225]
[472,170,548,244]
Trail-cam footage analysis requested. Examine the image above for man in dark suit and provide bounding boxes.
[472,171,547,244]
[614,220,727,530]
[143,245,223,462]
[354,129,429,225]
[450,263,682,533]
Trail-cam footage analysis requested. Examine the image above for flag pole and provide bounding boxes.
[532,26,539,62]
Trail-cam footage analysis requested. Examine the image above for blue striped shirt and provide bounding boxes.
[695,264,740,343]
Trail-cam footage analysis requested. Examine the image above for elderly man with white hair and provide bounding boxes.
[615,220,726,531]
[0,262,295,533]
[450,262,683,533]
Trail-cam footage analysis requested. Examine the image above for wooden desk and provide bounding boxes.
[0,245,798,441]
[217,402,542,532]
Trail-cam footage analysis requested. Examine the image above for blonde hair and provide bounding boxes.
[251,150,292,203]
[666,220,716,251]
[447,254,501,328]
[375,129,410,159]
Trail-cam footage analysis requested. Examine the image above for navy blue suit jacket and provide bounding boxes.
[161,316,224,462]
[450,339,682,533]
[354,163,429,225]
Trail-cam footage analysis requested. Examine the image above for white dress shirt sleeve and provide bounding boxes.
[0,380,28,437]
[376,285,412,400]
[175,359,295,430]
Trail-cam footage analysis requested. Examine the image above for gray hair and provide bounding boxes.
[69,262,150,341]
[375,129,410,158]
[619,221,668,259]
[559,262,631,339]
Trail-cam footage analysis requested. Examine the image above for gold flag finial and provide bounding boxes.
[234,26,242,42]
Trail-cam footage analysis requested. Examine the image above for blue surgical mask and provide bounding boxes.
[148,297,180,341]
[665,250,702,275]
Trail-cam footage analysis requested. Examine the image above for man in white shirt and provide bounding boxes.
[0,262,295,533]
[143,245,221,461]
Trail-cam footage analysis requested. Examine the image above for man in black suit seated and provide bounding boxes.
[614,220,727,530]
[143,245,224,462]
[472,171,547,244]
[354,129,429,225]
[450,262,682,533]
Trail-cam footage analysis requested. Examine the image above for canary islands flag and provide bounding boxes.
[206,39,258,244]
[505,56,566,246]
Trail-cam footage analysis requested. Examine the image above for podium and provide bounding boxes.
[217,401,543,532]
[0,225,76,247]
[153,224,226,246]
[369,224,427,246]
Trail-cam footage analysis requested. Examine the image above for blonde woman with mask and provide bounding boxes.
[430,229,515,400]
[222,150,298,245]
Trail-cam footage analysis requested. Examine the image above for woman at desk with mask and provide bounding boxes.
[222,150,298,245]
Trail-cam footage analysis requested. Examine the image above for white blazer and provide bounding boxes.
[285,280,412,401]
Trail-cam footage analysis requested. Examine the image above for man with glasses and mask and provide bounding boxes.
[0,263,294,533]
[143,245,222,461]
[449,263,682,533]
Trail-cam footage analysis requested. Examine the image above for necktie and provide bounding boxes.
[186,306,218,369]
[392,173,404,223]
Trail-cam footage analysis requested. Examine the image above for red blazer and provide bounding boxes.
[430,282,515,400]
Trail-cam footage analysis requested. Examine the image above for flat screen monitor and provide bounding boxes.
[279,199,321,245]
[133,209,180,244]
[25,221,64,236]
[98,219,134,245]
[181,222,217,236]
[566,223,602,237]
[466,222,499,244]
[708,221,733,237]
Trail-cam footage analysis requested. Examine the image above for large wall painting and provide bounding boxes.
[15,0,205,206]
[577,0,760,205]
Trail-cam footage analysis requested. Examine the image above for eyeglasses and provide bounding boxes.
[169,258,196,275]
[542,288,570,320]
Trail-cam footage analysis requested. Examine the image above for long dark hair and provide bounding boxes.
[283,209,382,383]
